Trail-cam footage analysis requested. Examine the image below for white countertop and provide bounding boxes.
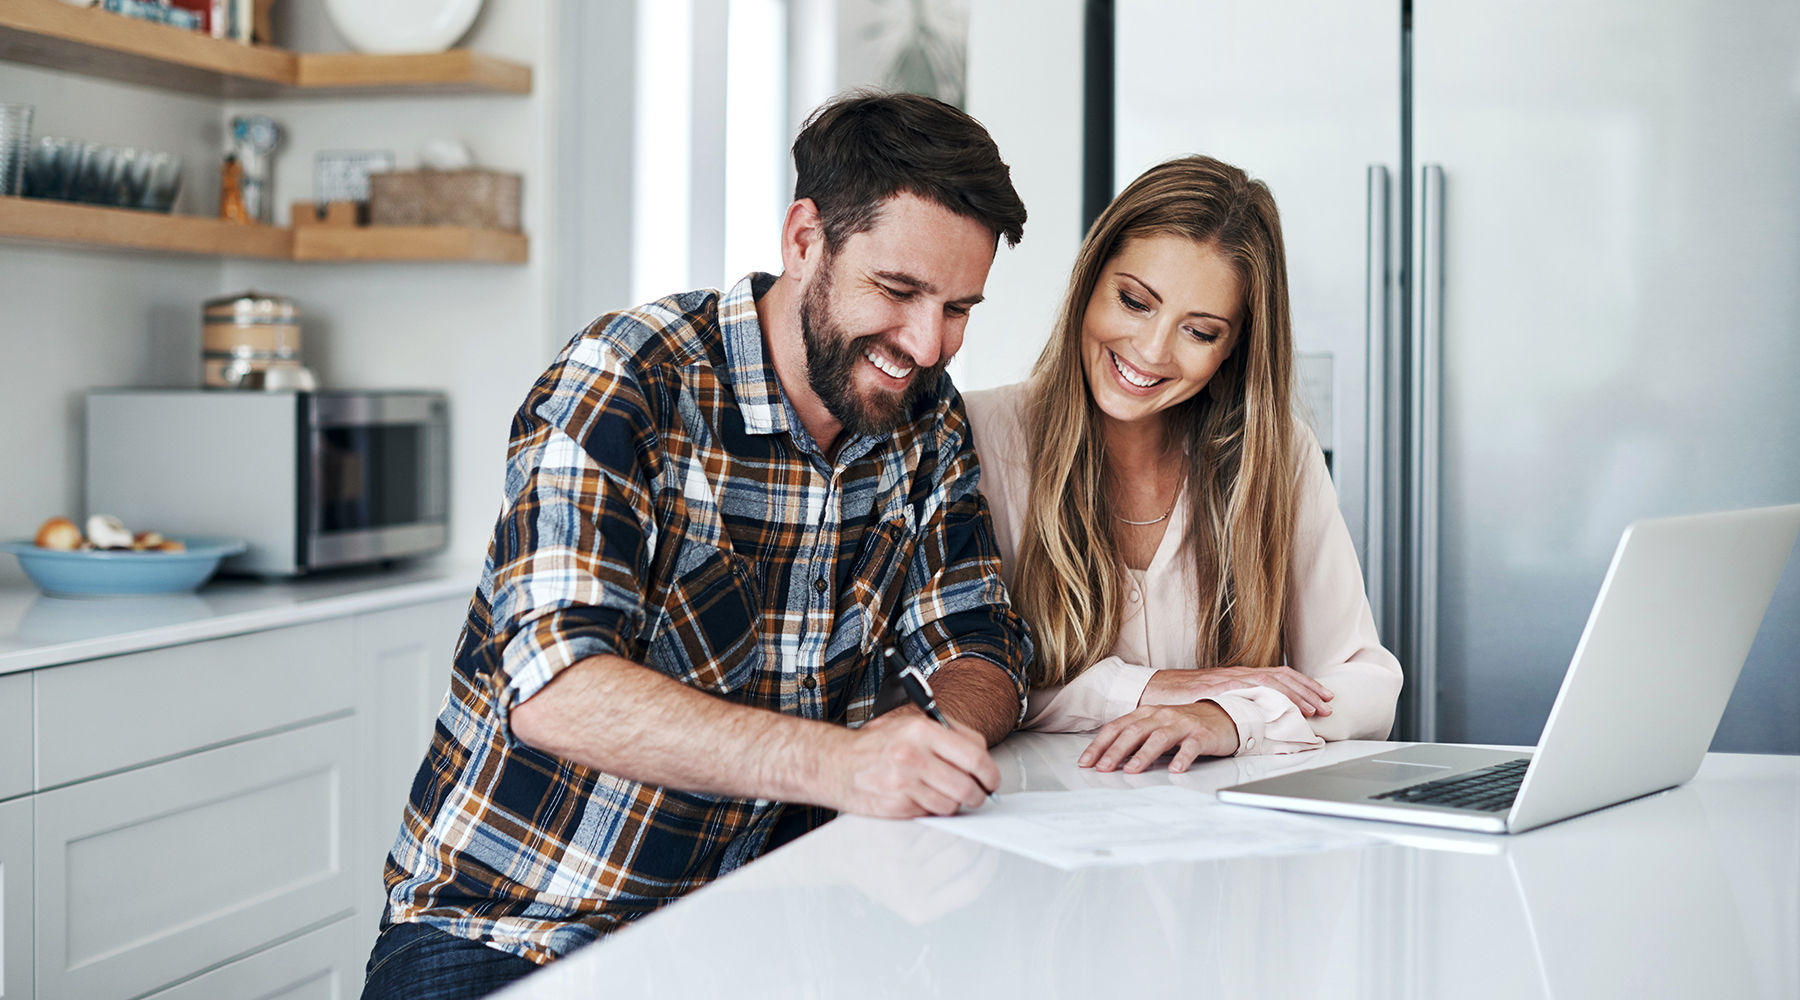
[0,562,481,675]
[501,734,1800,1000]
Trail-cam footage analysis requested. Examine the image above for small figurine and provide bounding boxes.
[219,152,250,224]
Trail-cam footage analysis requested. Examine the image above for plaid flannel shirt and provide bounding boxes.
[382,273,1031,962]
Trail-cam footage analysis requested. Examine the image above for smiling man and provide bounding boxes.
[360,93,1031,1000]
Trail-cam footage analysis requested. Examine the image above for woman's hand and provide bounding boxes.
[1078,701,1240,774]
[1138,666,1334,717]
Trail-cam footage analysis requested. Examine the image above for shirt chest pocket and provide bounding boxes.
[838,519,914,657]
[646,540,765,694]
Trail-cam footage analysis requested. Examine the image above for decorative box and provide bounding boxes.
[367,169,521,232]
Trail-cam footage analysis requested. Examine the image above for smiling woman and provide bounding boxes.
[963,154,1403,772]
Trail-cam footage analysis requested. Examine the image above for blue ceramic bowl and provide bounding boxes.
[1,537,247,597]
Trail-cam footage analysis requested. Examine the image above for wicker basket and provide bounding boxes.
[368,169,521,232]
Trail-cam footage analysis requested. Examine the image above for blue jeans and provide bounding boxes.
[361,922,540,1000]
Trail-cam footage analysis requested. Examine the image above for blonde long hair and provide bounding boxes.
[1013,156,1297,687]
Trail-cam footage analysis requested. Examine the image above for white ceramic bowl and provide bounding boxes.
[323,0,484,55]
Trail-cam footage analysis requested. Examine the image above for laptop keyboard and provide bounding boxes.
[1371,757,1530,812]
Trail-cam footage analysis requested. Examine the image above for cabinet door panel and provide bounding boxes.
[352,599,463,955]
[36,718,354,1000]
[146,917,359,1000]
[0,674,28,800]
[0,798,29,1000]
[36,618,355,787]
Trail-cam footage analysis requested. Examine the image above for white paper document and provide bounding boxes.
[917,785,1376,869]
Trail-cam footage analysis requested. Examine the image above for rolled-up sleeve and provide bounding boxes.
[482,345,661,734]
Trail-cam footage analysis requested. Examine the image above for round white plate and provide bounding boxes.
[323,0,484,55]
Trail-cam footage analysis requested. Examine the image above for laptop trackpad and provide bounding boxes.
[1330,759,1454,783]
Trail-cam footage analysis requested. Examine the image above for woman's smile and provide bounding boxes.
[1109,349,1170,391]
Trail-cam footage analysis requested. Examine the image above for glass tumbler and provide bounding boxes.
[0,103,34,196]
[138,151,183,211]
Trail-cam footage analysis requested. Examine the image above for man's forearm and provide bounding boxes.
[509,654,844,803]
[928,656,1021,746]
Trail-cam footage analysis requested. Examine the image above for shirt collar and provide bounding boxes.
[719,271,886,468]
[720,272,788,438]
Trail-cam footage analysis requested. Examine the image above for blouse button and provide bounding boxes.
[1128,590,1141,603]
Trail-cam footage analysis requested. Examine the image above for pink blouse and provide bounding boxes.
[964,382,1403,754]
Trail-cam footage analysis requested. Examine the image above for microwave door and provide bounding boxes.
[305,393,449,570]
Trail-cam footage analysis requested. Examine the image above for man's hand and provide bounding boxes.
[1079,701,1240,773]
[824,709,1001,818]
[1138,666,1334,718]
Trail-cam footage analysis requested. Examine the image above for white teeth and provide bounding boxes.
[1111,350,1165,388]
[864,348,914,379]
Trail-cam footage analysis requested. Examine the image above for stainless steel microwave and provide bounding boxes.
[86,389,449,576]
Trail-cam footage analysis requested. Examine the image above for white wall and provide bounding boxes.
[810,0,1086,393]
[0,0,568,585]
[958,0,1086,391]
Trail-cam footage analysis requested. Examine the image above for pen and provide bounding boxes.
[888,647,999,802]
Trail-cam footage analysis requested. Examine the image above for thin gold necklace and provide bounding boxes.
[1113,443,1178,526]
[1117,507,1171,526]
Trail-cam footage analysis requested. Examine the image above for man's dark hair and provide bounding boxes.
[793,91,1027,250]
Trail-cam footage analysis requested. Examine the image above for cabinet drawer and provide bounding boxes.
[36,618,355,787]
[145,917,360,1000]
[35,717,355,1000]
[1,798,30,1000]
[0,674,28,800]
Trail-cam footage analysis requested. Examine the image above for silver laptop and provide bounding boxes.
[1218,503,1800,834]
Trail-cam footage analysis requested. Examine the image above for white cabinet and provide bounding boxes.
[0,584,467,999]
[34,619,355,788]
[144,917,360,1000]
[0,798,30,1000]
[34,718,355,1000]
[0,675,29,801]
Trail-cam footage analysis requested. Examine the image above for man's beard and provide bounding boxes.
[800,263,948,438]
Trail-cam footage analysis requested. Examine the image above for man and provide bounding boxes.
[361,92,1032,999]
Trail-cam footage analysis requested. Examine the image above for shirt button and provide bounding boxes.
[1128,591,1141,603]
[802,675,818,690]
[813,577,828,594]
[1245,737,1256,750]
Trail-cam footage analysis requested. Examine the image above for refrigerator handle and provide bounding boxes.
[1364,164,1391,630]
[1412,163,1446,741]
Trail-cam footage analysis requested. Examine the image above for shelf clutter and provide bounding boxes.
[0,196,528,263]
[0,0,533,263]
[0,0,532,97]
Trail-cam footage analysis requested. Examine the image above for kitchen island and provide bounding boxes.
[497,733,1800,1000]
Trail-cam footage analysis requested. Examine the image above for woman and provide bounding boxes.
[965,155,1402,773]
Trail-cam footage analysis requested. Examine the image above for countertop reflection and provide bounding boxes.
[506,735,1799,1000]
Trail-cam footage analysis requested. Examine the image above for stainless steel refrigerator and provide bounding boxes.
[1115,0,1800,752]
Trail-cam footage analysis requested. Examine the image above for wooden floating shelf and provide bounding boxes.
[0,197,528,263]
[292,224,528,264]
[0,0,532,97]
[0,196,290,257]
